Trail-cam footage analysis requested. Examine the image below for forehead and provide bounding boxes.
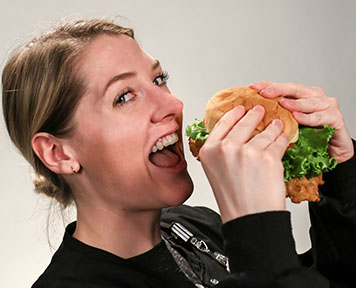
[84,34,146,62]
[78,34,155,86]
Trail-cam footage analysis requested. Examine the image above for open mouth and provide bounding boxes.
[149,132,181,168]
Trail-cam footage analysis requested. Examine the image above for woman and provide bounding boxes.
[2,19,355,287]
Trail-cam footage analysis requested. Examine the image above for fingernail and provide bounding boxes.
[261,87,273,95]
[252,105,264,112]
[234,105,245,112]
[272,119,283,127]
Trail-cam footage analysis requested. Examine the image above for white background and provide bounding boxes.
[1,1,355,287]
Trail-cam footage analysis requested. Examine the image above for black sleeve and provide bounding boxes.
[216,211,329,288]
[307,139,356,286]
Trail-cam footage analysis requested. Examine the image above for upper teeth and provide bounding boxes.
[151,132,179,153]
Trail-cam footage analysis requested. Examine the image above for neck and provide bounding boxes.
[73,203,162,259]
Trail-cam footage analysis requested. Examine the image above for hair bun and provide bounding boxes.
[33,174,71,207]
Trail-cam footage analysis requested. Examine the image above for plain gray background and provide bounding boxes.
[1,1,355,287]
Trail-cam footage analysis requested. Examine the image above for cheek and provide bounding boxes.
[75,118,147,173]
[71,96,152,188]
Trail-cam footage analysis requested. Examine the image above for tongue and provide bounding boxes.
[149,148,180,167]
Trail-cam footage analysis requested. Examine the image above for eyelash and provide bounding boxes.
[113,71,170,106]
[153,71,170,86]
[114,88,135,106]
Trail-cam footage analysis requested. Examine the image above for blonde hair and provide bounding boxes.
[2,19,134,208]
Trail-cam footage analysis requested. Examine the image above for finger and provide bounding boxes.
[279,98,330,113]
[248,119,284,150]
[207,105,246,142]
[249,81,274,91]
[292,109,338,128]
[266,133,289,160]
[225,105,265,146]
[259,82,326,100]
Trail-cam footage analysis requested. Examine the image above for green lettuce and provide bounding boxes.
[282,125,337,181]
[186,119,209,142]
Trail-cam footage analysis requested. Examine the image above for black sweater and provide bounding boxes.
[32,141,356,288]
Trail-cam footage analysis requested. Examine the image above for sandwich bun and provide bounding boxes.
[204,86,299,144]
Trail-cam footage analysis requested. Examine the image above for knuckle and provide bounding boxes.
[222,138,235,150]
[261,132,274,144]
[328,97,339,108]
[308,98,320,110]
[199,145,207,158]
[310,91,320,98]
[287,81,298,87]
[263,151,275,162]
[198,146,208,161]
[240,145,258,159]
[311,86,326,96]
[199,143,216,160]
[259,151,277,167]
[264,150,282,167]
[237,121,250,130]
[312,112,321,123]
[332,111,344,129]
[275,141,286,153]
[261,80,272,85]
[287,82,301,92]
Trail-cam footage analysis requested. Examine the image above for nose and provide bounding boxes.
[149,85,183,123]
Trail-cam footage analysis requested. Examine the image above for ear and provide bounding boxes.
[31,132,80,175]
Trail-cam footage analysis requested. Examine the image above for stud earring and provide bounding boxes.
[71,166,80,175]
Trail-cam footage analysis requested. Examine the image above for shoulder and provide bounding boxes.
[31,243,84,288]
[31,222,104,288]
[32,222,150,288]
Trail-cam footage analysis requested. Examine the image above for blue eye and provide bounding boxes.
[153,71,169,86]
[114,90,135,106]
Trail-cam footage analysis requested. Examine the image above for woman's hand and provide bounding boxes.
[250,81,354,163]
[199,105,289,223]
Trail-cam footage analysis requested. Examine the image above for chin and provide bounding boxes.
[161,171,194,208]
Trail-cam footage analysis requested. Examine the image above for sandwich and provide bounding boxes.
[186,86,337,203]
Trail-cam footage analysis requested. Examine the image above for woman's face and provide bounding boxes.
[70,34,193,211]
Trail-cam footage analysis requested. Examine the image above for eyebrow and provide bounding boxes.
[103,59,161,94]
[152,59,160,71]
